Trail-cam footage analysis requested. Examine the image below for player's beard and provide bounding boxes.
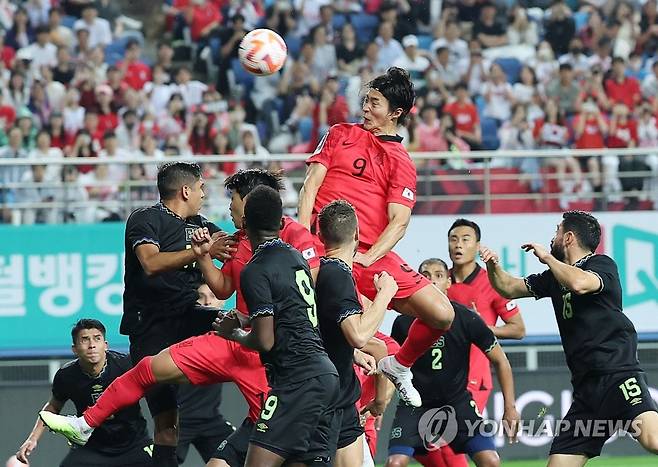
[550,238,566,262]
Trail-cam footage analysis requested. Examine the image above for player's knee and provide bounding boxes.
[642,432,658,454]
[385,455,410,467]
[473,451,500,467]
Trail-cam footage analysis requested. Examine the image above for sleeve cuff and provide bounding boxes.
[484,339,499,354]
[336,308,362,324]
[523,276,541,300]
[132,237,159,249]
[250,305,274,320]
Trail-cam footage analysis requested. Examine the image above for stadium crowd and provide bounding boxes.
[1,0,658,224]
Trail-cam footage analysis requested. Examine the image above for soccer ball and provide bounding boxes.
[238,29,287,76]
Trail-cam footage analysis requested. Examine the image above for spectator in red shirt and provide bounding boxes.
[186,0,222,43]
[443,82,482,150]
[0,30,15,69]
[573,98,607,209]
[95,84,119,135]
[309,74,349,150]
[188,110,217,154]
[117,39,152,91]
[605,56,641,110]
[608,103,645,208]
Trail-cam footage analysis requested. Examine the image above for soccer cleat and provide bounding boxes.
[39,411,93,446]
[377,355,422,407]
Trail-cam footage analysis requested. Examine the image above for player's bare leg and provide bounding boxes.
[546,454,588,467]
[471,450,500,467]
[335,434,364,467]
[206,459,230,467]
[244,443,285,467]
[633,411,658,454]
[378,284,454,407]
[385,454,411,467]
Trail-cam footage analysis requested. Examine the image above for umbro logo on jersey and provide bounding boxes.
[402,187,415,201]
[256,423,269,432]
[630,397,643,406]
[302,247,316,260]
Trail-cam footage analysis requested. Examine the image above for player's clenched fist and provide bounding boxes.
[190,227,212,257]
[373,271,398,297]
[479,245,500,265]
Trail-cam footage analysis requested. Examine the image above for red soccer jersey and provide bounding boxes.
[444,100,479,134]
[118,61,153,90]
[222,216,320,315]
[307,123,417,247]
[447,265,519,391]
[607,119,638,148]
[605,76,641,110]
[574,115,607,149]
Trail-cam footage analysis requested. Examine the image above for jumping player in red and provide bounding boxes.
[39,169,321,467]
[299,67,454,406]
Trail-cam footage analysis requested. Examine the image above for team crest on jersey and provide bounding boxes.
[506,300,517,311]
[302,247,316,260]
[402,187,415,201]
[185,228,195,242]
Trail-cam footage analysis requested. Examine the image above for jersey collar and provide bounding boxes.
[156,202,184,221]
[320,256,352,272]
[254,238,286,255]
[573,253,595,267]
[377,134,403,143]
[450,263,481,284]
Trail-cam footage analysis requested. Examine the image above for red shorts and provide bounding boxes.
[353,249,430,301]
[169,332,268,421]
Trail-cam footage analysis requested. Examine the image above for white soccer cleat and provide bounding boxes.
[377,355,422,407]
[39,411,93,446]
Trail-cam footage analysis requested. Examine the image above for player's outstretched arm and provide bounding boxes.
[16,397,64,463]
[340,272,398,349]
[355,203,411,268]
[487,345,519,444]
[480,245,532,299]
[521,243,602,295]
[298,162,328,230]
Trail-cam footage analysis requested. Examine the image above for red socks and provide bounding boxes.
[395,319,447,367]
[84,356,156,427]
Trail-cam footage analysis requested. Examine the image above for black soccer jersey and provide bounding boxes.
[391,302,498,405]
[316,257,363,408]
[240,239,337,387]
[524,254,640,384]
[51,351,150,455]
[121,202,219,335]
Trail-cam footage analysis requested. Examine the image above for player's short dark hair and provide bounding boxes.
[419,258,448,273]
[71,319,106,344]
[244,185,283,233]
[366,67,415,124]
[157,161,202,200]
[224,168,285,199]
[448,218,481,241]
[318,200,357,247]
[561,210,601,252]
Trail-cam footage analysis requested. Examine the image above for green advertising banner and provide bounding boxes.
[0,221,234,356]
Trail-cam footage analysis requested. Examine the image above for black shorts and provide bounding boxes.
[250,373,340,463]
[336,405,364,450]
[128,306,218,415]
[60,440,152,467]
[177,417,235,463]
[388,392,495,458]
[212,418,254,467]
[550,371,657,458]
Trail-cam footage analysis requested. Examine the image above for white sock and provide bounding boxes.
[78,416,93,432]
